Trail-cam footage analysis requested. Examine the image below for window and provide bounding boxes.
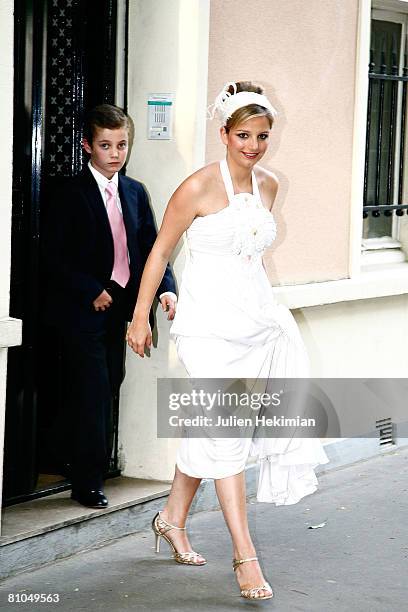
[363,8,408,264]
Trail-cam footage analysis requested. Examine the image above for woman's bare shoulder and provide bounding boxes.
[254,166,279,210]
[184,162,220,189]
[255,165,279,188]
[171,162,220,201]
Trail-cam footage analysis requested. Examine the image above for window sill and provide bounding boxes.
[273,262,408,309]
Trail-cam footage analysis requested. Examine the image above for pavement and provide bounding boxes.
[0,447,407,612]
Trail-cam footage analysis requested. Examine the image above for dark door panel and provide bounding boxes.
[3,0,127,506]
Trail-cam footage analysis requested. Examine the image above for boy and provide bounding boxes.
[42,105,176,508]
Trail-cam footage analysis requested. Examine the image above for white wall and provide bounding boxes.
[295,294,408,378]
[119,0,210,480]
[0,0,15,531]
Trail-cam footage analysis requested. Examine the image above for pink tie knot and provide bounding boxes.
[105,182,117,198]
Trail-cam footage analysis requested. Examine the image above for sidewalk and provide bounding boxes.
[0,447,407,612]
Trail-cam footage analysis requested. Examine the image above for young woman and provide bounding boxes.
[126,81,329,601]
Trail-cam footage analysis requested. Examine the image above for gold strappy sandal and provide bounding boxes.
[232,557,273,600]
[152,511,206,566]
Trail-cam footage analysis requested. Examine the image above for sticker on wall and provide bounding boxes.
[148,94,173,140]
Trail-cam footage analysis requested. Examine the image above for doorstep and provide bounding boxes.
[0,477,170,580]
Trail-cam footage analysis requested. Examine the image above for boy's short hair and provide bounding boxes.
[83,104,133,144]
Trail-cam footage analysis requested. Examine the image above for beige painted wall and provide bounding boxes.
[295,294,408,377]
[207,0,359,285]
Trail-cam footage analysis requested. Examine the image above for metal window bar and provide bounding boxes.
[363,34,408,218]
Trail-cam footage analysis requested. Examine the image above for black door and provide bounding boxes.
[3,0,128,506]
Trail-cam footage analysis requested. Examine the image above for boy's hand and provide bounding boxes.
[93,289,112,311]
[160,294,177,320]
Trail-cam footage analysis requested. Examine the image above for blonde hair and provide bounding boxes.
[224,81,274,132]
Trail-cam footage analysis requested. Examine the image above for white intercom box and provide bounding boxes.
[147,93,173,140]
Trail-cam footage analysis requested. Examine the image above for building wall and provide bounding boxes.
[294,294,408,378]
[119,0,210,480]
[120,0,406,481]
[0,0,15,528]
[206,0,407,399]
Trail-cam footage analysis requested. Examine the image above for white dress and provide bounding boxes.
[170,159,329,505]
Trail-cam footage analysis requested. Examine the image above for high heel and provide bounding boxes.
[152,511,206,565]
[232,557,273,600]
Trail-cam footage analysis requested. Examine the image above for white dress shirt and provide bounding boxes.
[88,161,122,212]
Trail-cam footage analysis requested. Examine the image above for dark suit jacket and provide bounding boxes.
[41,168,176,332]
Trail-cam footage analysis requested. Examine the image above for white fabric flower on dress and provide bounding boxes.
[230,193,277,261]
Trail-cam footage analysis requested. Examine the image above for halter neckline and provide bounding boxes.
[219,159,262,204]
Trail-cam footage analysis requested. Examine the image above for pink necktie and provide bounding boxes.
[105,182,130,288]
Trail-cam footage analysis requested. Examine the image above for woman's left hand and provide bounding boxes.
[126,318,152,357]
[160,294,177,320]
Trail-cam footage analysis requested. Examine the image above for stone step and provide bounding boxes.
[0,478,170,580]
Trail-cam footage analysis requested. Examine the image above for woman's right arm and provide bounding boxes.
[126,176,201,357]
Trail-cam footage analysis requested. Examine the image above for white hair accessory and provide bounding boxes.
[208,81,278,125]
